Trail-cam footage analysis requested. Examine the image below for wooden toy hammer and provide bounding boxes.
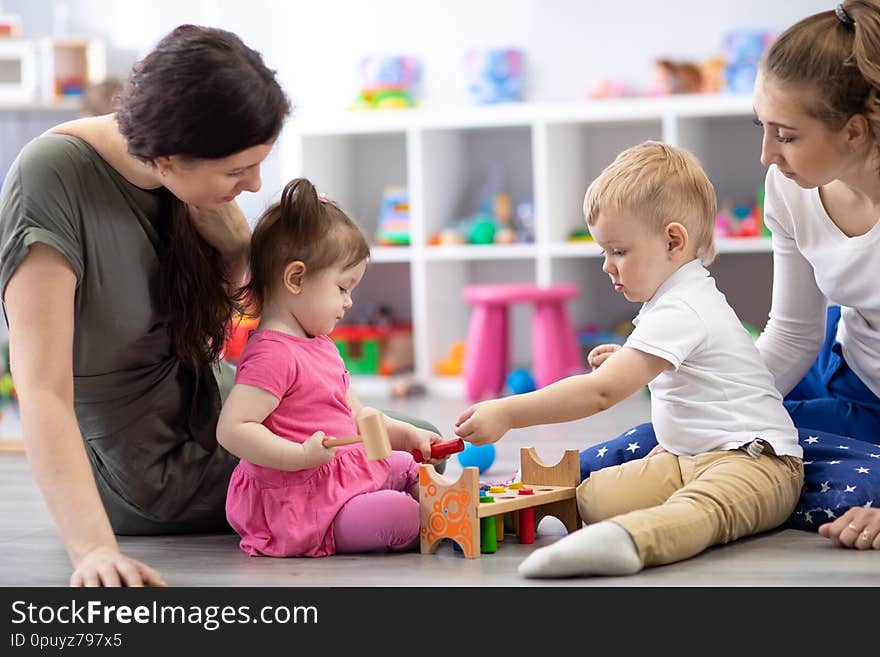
[322,407,392,461]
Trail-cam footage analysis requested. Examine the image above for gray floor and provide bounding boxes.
[1,392,878,587]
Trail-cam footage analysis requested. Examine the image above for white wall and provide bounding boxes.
[0,0,831,219]
[3,0,832,109]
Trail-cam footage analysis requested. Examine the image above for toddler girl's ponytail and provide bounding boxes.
[276,178,325,250]
[237,177,370,318]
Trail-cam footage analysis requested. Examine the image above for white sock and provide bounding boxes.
[518,521,642,578]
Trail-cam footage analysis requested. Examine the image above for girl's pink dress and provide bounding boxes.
[225,329,390,557]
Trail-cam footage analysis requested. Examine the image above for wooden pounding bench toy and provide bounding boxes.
[419,447,581,558]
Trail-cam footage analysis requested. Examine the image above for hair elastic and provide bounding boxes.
[836,4,855,28]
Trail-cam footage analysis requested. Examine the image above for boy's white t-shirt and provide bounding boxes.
[757,164,880,398]
[625,259,802,459]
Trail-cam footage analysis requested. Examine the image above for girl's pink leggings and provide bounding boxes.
[332,451,421,553]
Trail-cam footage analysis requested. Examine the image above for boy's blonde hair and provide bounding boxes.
[583,141,717,265]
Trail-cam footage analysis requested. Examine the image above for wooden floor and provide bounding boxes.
[1,392,877,587]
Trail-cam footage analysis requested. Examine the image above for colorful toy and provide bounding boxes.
[375,185,410,246]
[223,312,259,364]
[352,55,420,110]
[567,227,592,242]
[330,325,382,374]
[723,30,774,93]
[505,368,536,395]
[585,79,629,99]
[434,340,465,376]
[462,283,583,401]
[465,48,524,105]
[330,321,413,376]
[419,448,581,558]
[650,59,703,95]
[715,190,764,238]
[412,438,465,464]
[457,442,496,473]
[378,325,414,376]
[0,340,15,399]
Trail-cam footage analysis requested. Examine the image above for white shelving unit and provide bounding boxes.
[280,94,772,397]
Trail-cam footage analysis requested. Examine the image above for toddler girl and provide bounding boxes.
[218,178,442,557]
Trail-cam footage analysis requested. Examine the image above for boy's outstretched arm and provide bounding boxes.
[455,347,669,445]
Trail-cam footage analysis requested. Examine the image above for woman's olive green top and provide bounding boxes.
[0,134,236,534]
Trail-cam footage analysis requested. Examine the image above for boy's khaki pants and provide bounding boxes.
[576,449,804,567]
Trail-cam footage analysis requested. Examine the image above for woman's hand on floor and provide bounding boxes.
[818,506,880,550]
[70,546,167,587]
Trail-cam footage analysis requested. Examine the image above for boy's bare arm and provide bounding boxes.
[456,347,668,444]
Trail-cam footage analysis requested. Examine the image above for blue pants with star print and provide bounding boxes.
[579,307,880,531]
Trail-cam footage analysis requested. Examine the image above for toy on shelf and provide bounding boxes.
[331,325,382,374]
[375,185,410,246]
[723,30,774,93]
[419,448,581,558]
[700,56,726,94]
[434,340,465,376]
[0,341,16,402]
[646,55,729,96]
[650,59,703,95]
[427,167,533,246]
[585,79,630,99]
[465,48,524,105]
[0,14,22,37]
[330,322,414,376]
[715,186,767,238]
[352,55,420,110]
[330,304,414,376]
[379,325,414,376]
[567,227,592,242]
[515,200,535,243]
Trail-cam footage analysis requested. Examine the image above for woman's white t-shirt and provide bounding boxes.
[757,165,880,398]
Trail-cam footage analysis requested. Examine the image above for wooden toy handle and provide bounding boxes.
[411,438,465,463]
[323,435,361,448]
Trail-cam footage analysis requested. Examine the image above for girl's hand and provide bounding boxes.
[405,427,444,464]
[186,201,251,263]
[454,400,511,445]
[71,546,167,588]
[588,343,621,370]
[301,431,337,469]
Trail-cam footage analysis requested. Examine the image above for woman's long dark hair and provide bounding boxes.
[116,24,291,369]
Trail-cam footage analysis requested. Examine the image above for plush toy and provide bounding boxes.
[466,48,524,104]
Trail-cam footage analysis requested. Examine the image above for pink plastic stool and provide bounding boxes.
[462,283,583,402]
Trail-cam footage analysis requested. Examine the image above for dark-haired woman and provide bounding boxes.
[0,24,437,587]
[0,24,288,587]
